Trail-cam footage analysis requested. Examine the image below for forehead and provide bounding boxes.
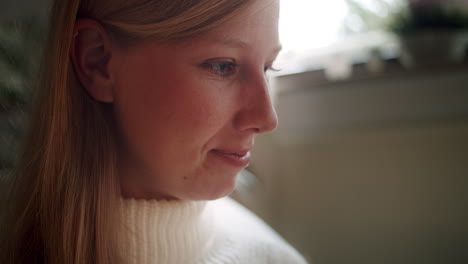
[182,0,280,52]
[212,0,280,35]
[125,0,281,58]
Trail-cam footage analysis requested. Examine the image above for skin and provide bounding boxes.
[72,0,281,200]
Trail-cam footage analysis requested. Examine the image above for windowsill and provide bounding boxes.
[274,58,468,96]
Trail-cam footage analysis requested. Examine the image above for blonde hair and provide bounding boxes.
[0,0,251,263]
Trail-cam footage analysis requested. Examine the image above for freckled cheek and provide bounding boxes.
[114,55,235,147]
[166,90,228,138]
[116,84,229,152]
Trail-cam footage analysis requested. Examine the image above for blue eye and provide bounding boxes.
[202,61,239,78]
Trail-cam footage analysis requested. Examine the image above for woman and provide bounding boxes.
[1,0,308,263]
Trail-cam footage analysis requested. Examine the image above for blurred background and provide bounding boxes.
[1,0,468,264]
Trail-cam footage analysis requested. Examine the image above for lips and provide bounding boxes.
[213,149,250,157]
[210,148,251,168]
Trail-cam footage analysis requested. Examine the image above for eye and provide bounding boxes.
[264,66,280,73]
[201,60,239,78]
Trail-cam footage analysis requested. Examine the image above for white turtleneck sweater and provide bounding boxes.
[119,196,308,264]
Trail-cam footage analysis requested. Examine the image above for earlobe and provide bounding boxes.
[70,18,115,103]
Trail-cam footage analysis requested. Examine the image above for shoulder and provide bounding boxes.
[206,197,309,264]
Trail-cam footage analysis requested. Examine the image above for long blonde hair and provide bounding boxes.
[0,0,251,263]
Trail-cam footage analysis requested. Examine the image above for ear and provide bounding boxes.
[70,18,115,103]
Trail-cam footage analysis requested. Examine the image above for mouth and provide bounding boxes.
[213,149,250,157]
[210,148,251,168]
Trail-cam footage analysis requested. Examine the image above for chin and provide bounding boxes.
[203,186,235,201]
[185,172,238,201]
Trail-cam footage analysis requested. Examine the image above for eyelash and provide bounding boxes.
[201,60,239,78]
[201,60,280,78]
[264,66,280,73]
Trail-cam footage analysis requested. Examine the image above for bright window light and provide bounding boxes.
[279,0,348,52]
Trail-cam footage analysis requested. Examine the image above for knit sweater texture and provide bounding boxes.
[119,196,308,264]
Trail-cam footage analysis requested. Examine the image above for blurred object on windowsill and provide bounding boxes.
[274,0,468,80]
[344,0,468,68]
[390,1,468,67]
[398,29,468,67]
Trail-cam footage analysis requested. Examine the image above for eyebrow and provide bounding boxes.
[215,37,250,49]
[214,37,283,56]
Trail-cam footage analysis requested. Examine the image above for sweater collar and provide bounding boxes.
[119,197,216,264]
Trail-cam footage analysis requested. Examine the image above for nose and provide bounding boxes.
[233,72,278,134]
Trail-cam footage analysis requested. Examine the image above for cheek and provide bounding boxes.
[113,60,233,162]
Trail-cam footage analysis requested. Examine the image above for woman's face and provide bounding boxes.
[112,0,281,200]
